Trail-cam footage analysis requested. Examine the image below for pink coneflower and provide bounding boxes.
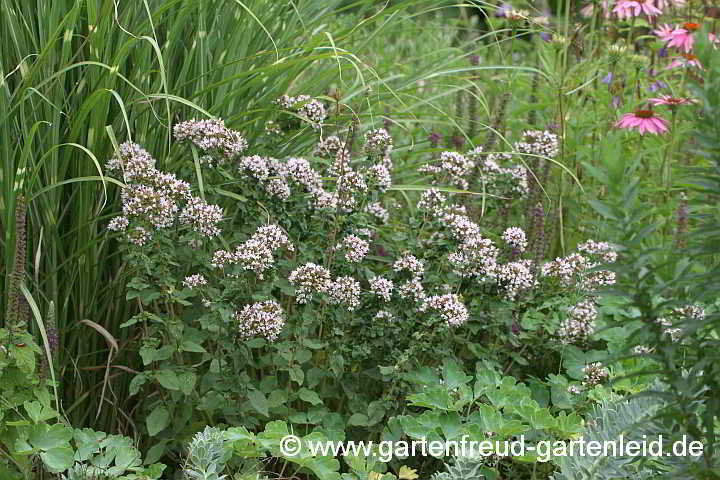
[649,95,696,108]
[613,0,662,19]
[615,110,669,135]
[667,23,700,52]
[653,23,675,41]
[667,52,703,69]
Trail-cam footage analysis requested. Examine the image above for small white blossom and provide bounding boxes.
[329,276,361,311]
[289,263,332,303]
[369,277,394,302]
[419,294,470,327]
[234,300,285,341]
[183,274,208,289]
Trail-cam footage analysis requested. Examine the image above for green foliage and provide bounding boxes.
[2,1,720,479]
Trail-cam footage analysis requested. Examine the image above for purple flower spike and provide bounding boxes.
[428,131,442,147]
[601,72,613,85]
[658,46,668,58]
[539,32,553,42]
[611,95,623,109]
[648,80,668,92]
[495,3,512,17]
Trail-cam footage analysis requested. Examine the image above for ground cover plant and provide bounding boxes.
[1,0,719,479]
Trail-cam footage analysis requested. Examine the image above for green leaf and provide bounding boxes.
[247,390,269,417]
[73,428,105,462]
[40,446,74,472]
[347,413,369,427]
[28,424,73,451]
[129,373,149,396]
[180,340,206,353]
[178,372,197,396]
[155,369,181,390]
[146,406,170,436]
[24,400,57,423]
[298,388,323,406]
[442,360,472,390]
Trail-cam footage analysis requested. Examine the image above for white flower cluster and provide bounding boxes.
[275,94,311,109]
[582,362,609,387]
[288,263,332,303]
[513,130,559,158]
[121,184,178,229]
[443,212,482,242]
[364,128,393,156]
[107,217,130,232]
[183,274,208,289]
[366,202,389,224]
[173,118,248,161]
[633,345,653,354]
[315,135,350,176]
[674,304,705,321]
[577,239,618,263]
[107,143,225,245]
[336,234,370,263]
[477,153,529,197]
[393,253,425,279]
[275,94,326,128]
[657,317,682,342]
[211,224,293,279]
[501,227,528,252]
[419,151,475,190]
[494,260,536,300]
[264,120,281,135]
[297,100,326,129]
[315,135,347,160]
[448,236,499,280]
[365,164,392,192]
[567,385,582,394]
[234,300,285,341]
[127,227,152,246]
[542,253,592,285]
[373,310,395,321]
[179,196,224,237]
[397,278,427,303]
[328,276,361,311]
[106,142,159,182]
[417,189,448,216]
[285,157,323,191]
[419,294,470,327]
[557,300,597,344]
[238,155,271,181]
[542,241,617,290]
[369,277,394,302]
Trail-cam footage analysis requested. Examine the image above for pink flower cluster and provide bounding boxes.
[173,118,248,161]
[106,142,224,244]
[211,224,293,279]
[234,300,286,341]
